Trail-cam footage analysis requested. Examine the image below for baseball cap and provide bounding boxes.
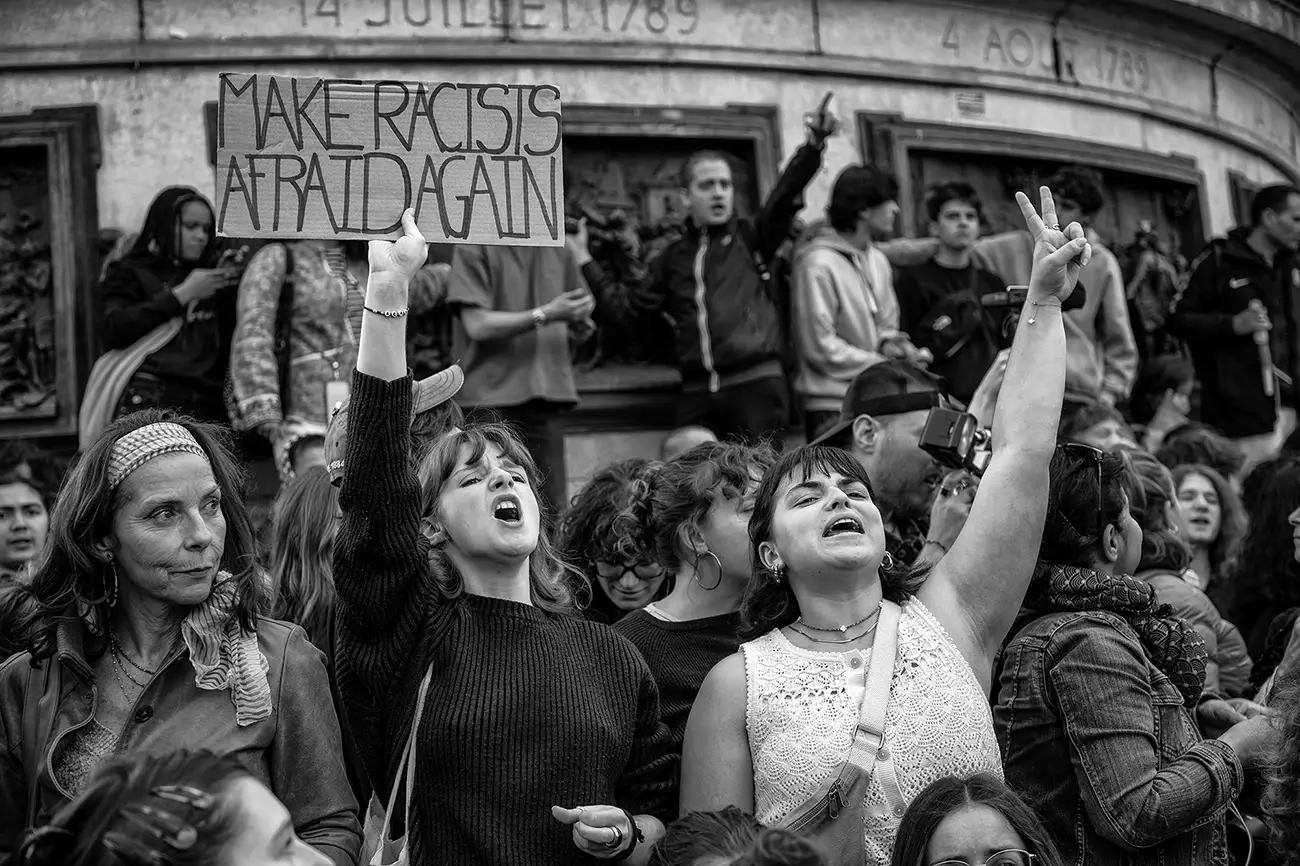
[324,365,465,486]
[811,360,950,448]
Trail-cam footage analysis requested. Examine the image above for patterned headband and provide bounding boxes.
[108,423,210,491]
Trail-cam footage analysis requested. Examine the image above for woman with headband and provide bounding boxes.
[0,412,361,863]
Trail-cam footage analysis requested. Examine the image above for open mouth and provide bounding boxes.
[823,515,865,537]
[493,494,523,524]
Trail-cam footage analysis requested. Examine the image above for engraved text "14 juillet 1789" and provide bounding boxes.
[300,0,701,36]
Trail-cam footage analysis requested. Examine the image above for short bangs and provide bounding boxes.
[765,445,874,500]
[418,422,541,500]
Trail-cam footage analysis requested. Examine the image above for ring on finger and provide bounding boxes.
[1048,223,1061,231]
[605,825,625,849]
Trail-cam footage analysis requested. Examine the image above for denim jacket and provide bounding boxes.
[0,616,361,865]
[994,609,1244,866]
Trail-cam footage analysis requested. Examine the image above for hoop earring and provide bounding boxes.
[107,561,119,608]
[881,551,895,572]
[694,551,723,591]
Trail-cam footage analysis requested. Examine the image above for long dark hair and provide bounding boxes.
[1155,422,1245,482]
[18,749,249,866]
[268,466,339,644]
[741,445,925,640]
[890,774,1065,866]
[124,186,218,268]
[1123,450,1191,575]
[1170,463,1246,587]
[649,807,826,866]
[416,422,581,615]
[1225,454,1300,647]
[1034,446,1132,582]
[20,410,264,661]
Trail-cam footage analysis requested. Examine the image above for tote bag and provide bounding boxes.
[363,665,434,866]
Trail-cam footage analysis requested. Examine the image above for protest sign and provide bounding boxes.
[216,73,564,246]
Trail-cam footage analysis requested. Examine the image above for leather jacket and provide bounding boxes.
[0,615,361,865]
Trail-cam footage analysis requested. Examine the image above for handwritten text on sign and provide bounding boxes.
[216,73,564,245]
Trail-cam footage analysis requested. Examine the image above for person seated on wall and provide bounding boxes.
[625,96,841,446]
[92,187,241,431]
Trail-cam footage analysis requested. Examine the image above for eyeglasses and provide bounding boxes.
[930,848,1036,866]
[1059,442,1105,537]
[595,561,665,581]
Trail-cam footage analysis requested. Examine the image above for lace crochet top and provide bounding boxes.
[742,597,1001,863]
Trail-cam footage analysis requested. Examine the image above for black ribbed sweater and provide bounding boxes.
[332,373,676,866]
[612,610,742,753]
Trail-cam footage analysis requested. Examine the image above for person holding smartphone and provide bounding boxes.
[99,186,242,424]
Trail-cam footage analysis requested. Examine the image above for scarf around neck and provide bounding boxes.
[1031,564,1208,705]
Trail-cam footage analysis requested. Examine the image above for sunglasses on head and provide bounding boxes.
[1059,442,1105,538]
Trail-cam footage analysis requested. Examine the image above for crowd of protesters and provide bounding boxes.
[1,92,1300,866]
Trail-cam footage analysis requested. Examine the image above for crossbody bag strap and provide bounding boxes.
[372,665,435,863]
[834,600,904,810]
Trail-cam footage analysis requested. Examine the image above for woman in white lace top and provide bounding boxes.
[681,188,1090,863]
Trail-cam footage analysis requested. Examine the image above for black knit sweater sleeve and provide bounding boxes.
[333,371,435,705]
[617,660,679,823]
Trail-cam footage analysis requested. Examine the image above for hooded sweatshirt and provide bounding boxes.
[791,220,901,412]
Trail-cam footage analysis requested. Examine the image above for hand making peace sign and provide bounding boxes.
[1016,185,1092,304]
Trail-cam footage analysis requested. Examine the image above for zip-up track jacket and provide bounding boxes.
[633,141,825,391]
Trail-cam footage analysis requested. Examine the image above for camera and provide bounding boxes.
[980,284,1087,345]
[919,407,993,477]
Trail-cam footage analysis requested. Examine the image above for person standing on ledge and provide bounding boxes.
[1169,184,1300,471]
[628,96,841,446]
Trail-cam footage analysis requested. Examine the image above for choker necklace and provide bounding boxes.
[788,620,878,645]
[796,606,880,634]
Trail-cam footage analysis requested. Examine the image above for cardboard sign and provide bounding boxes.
[215,73,564,246]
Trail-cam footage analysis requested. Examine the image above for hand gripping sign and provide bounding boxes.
[215,73,564,246]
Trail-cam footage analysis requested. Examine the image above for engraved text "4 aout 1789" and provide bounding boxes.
[301,0,701,35]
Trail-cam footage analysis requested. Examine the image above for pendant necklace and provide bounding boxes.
[795,605,880,634]
[788,620,879,646]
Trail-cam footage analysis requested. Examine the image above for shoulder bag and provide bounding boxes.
[362,664,434,866]
[776,600,905,866]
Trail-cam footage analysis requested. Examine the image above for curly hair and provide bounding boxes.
[18,409,264,662]
[1034,446,1134,582]
[267,466,339,645]
[741,445,926,641]
[416,422,581,616]
[1170,463,1246,587]
[1225,454,1300,653]
[619,441,777,576]
[1264,671,1300,865]
[648,807,826,866]
[1155,422,1245,481]
[559,458,664,579]
[1122,450,1191,574]
[17,749,249,866]
[890,773,1065,866]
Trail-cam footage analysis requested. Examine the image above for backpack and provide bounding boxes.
[224,244,295,432]
[736,220,798,372]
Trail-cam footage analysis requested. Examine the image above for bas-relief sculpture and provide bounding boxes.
[0,156,57,421]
